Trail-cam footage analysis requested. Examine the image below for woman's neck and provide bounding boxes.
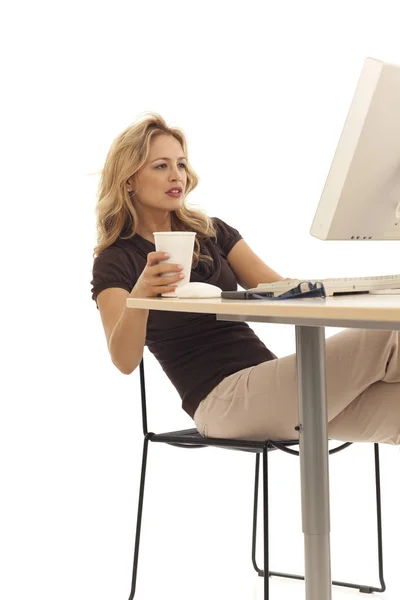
[135,209,172,237]
[136,220,172,244]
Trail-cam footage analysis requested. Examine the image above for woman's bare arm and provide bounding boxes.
[227,239,288,289]
[97,288,149,375]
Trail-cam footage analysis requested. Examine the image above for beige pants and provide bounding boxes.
[193,328,400,445]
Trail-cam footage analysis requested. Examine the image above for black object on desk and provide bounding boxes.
[221,281,326,301]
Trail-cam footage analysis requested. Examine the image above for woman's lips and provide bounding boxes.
[166,191,182,197]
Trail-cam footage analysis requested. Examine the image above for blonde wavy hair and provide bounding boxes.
[94,112,216,267]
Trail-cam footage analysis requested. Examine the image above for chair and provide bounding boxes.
[128,358,386,599]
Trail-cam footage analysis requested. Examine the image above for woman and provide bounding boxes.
[91,112,400,444]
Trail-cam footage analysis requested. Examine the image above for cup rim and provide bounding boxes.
[153,231,196,236]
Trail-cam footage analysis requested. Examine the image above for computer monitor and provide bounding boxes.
[310,57,400,241]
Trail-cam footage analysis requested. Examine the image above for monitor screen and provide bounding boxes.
[310,57,400,241]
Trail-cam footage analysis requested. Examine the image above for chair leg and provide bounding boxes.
[373,443,386,593]
[251,451,271,599]
[128,436,150,600]
[262,447,270,600]
[251,453,262,575]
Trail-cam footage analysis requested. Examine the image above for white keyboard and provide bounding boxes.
[249,274,400,297]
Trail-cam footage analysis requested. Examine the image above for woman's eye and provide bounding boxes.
[156,163,186,169]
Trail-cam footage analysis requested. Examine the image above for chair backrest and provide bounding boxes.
[138,358,149,436]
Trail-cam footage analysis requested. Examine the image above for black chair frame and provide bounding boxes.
[128,358,386,599]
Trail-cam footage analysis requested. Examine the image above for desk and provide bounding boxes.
[126,293,400,600]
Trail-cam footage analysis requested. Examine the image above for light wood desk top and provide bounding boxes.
[126,293,400,330]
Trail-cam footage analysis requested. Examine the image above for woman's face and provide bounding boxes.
[128,134,188,211]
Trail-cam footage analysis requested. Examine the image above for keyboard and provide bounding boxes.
[249,274,400,297]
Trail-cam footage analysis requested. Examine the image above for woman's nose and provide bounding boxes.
[170,167,182,180]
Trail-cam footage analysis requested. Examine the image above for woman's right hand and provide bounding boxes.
[130,251,185,298]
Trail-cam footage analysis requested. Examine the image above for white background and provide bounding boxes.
[1,1,400,598]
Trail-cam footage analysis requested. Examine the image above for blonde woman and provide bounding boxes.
[91,113,400,445]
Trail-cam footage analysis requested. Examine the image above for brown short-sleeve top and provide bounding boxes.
[91,217,276,418]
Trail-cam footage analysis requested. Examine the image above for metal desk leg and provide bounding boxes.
[295,325,332,600]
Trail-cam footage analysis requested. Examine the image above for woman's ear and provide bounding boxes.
[127,174,137,193]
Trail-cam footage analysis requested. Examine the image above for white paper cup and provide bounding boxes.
[153,231,196,297]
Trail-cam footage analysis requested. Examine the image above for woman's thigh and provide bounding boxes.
[328,380,400,444]
[194,328,400,441]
